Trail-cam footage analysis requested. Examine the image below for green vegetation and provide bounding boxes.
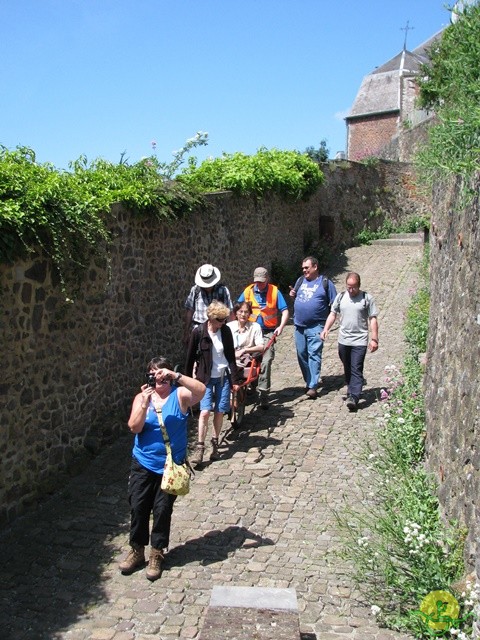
[335,249,475,637]
[416,4,480,186]
[0,143,323,286]
[0,144,204,284]
[354,214,429,245]
[178,148,324,199]
[360,156,380,167]
[304,139,329,163]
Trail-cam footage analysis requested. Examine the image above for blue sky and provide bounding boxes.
[1,0,452,171]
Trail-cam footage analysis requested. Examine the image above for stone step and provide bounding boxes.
[199,586,300,640]
[372,232,424,246]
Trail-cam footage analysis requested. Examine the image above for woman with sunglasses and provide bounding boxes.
[185,301,242,465]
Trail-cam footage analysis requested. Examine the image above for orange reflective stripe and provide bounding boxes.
[244,284,279,328]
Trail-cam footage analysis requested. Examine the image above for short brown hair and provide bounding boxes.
[233,301,253,315]
[146,356,173,371]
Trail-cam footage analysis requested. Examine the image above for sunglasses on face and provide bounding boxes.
[215,317,227,323]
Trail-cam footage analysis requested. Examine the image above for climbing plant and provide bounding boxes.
[0,145,204,283]
[1,143,324,287]
[416,3,480,184]
[178,147,324,199]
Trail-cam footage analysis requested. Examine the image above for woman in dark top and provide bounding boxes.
[185,301,242,465]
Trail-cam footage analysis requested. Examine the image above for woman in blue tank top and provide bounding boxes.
[118,356,205,581]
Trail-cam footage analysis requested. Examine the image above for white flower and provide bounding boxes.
[397,417,405,424]
[357,536,370,548]
[371,605,381,616]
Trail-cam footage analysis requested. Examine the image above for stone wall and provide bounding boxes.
[424,174,480,572]
[380,117,435,163]
[0,161,428,525]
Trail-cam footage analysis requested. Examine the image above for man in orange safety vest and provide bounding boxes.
[238,267,289,409]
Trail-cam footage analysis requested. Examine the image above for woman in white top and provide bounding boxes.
[227,301,264,367]
[185,301,242,465]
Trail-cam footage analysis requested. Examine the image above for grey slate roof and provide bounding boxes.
[347,30,443,120]
[412,29,444,57]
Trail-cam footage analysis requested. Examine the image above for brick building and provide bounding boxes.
[346,33,441,161]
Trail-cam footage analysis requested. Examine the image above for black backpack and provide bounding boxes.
[194,284,228,306]
[336,290,369,313]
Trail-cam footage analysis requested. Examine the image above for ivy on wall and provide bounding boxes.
[0,146,204,286]
[416,4,480,186]
[178,147,324,199]
[0,145,323,289]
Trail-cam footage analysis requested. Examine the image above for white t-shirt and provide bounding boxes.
[208,329,229,378]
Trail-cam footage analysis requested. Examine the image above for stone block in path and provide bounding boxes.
[199,586,300,640]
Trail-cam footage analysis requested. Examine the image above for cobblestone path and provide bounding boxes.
[0,243,423,640]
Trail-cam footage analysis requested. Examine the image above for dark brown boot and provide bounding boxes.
[119,544,145,574]
[146,547,164,581]
[209,437,220,461]
[190,442,205,465]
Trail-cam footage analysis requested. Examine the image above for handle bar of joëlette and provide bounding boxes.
[236,333,277,388]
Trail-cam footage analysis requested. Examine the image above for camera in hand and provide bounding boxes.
[146,373,156,388]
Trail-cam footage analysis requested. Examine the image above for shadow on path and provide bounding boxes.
[0,436,133,640]
[165,525,274,569]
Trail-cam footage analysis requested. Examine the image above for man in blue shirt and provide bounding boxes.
[238,267,289,408]
[290,256,337,399]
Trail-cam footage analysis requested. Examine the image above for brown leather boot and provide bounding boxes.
[119,544,145,574]
[146,547,164,581]
[190,442,205,465]
[209,437,220,461]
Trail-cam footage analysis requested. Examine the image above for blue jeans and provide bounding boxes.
[294,324,324,390]
[200,376,231,413]
[338,343,367,402]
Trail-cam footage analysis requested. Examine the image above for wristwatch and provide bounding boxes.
[175,372,183,382]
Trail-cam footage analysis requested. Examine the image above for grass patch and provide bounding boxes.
[334,247,477,637]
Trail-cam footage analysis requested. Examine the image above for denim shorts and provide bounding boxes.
[200,376,231,413]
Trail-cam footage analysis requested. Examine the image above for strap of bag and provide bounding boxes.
[153,403,172,452]
[153,400,195,475]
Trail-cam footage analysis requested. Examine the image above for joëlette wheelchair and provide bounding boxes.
[229,333,276,428]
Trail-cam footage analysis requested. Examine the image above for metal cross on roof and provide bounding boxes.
[401,20,415,50]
